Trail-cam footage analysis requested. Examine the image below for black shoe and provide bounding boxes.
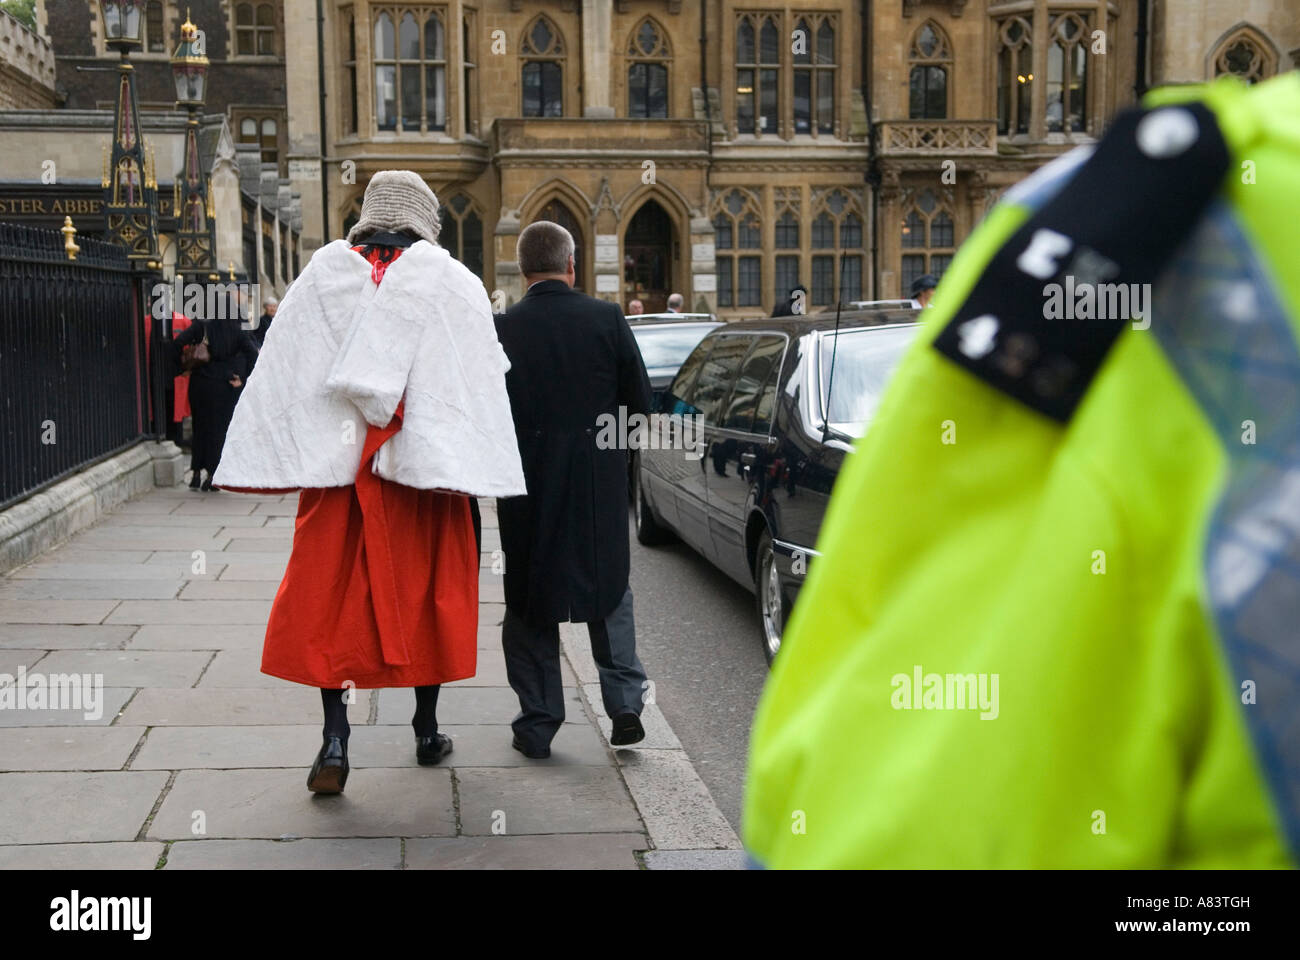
[188,472,202,490]
[200,475,213,492]
[415,733,453,765]
[610,712,645,746]
[307,736,349,793]
[511,735,551,759]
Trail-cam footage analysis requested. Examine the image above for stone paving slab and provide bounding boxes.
[0,624,137,649]
[73,531,233,551]
[164,837,400,869]
[456,766,644,836]
[405,834,644,870]
[374,684,588,726]
[223,538,299,553]
[350,722,609,767]
[0,771,169,843]
[147,768,457,840]
[118,687,323,725]
[214,563,289,581]
[0,648,48,674]
[613,750,740,851]
[35,649,212,688]
[0,726,145,771]
[106,599,274,624]
[0,842,165,869]
[144,551,290,568]
[23,548,156,565]
[9,562,219,580]
[0,599,121,624]
[195,650,293,688]
[0,688,135,727]
[0,579,182,601]
[177,579,281,600]
[215,525,291,538]
[126,624,262,650]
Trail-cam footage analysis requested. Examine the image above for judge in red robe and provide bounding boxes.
[213,171,527,793]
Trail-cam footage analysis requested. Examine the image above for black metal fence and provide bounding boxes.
[0,223,147,509]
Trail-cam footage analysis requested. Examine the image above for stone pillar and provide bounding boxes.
[493,211,523,309]
[284,0,325,255]
[581,0,614,118]
[689,215,718,314]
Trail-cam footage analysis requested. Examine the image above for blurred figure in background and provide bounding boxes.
[628,298,645,315]
[666,292,683,313]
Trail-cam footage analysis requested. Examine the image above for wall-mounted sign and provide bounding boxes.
[595,234,619,264]
[288,159,321,182]
[694,273,717,292]
[595,273,620,293]
[692,242,715,262]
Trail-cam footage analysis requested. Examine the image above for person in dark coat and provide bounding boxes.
[253,296,277,347]
[494,220,654,758]
[172,286,260,491]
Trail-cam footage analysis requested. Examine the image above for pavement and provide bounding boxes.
[0,483,744,870]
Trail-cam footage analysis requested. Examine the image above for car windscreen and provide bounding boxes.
[631,323,719,378]
[819,325,919,437]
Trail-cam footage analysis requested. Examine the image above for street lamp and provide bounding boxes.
[171,12,216,278]
[98,0,160,263]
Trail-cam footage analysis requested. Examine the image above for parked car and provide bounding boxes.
[633,309,920,663]
[627,314,722,406]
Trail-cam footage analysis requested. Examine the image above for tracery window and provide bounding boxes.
[713,189,763,308]
[628,18,670,118]
[908,21,950,120]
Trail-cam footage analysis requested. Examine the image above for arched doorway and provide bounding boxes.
[623,201,675,313]
[534,199,585,291]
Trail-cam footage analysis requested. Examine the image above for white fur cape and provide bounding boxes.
[213,239,527,497]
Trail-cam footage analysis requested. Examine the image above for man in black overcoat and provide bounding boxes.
[494,220,653,758]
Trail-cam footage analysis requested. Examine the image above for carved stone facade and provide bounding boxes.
[278,0,1295,312]
[0,9,58,109]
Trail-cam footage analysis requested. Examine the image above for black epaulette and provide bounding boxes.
[932,102,1230,422]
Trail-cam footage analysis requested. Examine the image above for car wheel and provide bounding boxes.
[754,528,785,666]
[633,456,672,546]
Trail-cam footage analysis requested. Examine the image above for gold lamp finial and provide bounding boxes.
[61,216,80,261]
[180,9,198,42]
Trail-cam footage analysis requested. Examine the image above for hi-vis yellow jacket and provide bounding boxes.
[744,74,1300,868]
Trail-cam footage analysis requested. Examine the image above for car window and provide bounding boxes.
[662,337,714,415]
[722,336,785,433]
[630,323,719,378]
[691,335,754,425]
[819,325,919,436]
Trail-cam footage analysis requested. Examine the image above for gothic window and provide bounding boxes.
[627,18,670,118]
[908,21,950,120]
[1213,27,1276,84]
[373,8,447,132]
[342,10,357,135]
[1047,13,1089,133]
[736,13,780,135]
[440,193,484,279]
[145,1,164,53]
[793,14,836,135]
[238,115,280,169]
[996,16,1033,135]
[810,189,864,306]
[463,12,477,134]
[900,189,955,296]
[522,16,565,117]
[713,189,762,308]
[236,3,277,57]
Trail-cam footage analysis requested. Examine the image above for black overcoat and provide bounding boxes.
[494,279,652,625]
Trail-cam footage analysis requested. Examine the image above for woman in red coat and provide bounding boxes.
[213,171,526,793]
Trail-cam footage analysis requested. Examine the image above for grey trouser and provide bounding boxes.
[502,587,647,749]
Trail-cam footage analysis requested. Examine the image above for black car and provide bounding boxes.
[633,310,919,663]
[627,314,722,407]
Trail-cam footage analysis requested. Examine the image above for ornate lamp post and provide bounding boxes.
[98,0,160,264]
[171,13,217,279]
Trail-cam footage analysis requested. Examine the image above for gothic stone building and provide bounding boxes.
[248,1,1291,313]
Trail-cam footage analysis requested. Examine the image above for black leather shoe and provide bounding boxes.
[511,735,550,759]
[610,712,645,746]
[188,472,202,490]
[415,733,453,765]
[307,736,349,793]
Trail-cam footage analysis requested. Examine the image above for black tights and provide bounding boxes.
[320,685,441,741]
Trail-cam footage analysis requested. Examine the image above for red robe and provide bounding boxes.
[249,245,479,689]
[171,312,192,422]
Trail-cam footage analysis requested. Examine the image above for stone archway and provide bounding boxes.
[622,200,675,313]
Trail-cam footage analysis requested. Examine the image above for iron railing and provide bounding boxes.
[0,222,146,509]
